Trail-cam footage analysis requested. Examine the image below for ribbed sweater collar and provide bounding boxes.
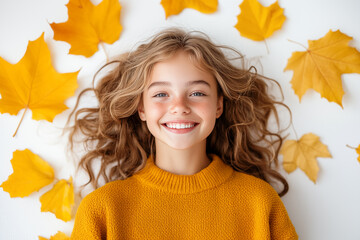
[134,154,234,194]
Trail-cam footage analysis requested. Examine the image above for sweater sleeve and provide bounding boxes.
[71,193,107,240]
[269,193,298,240]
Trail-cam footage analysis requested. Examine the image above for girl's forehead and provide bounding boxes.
[152,51,210,74]
[150,59,212,80]
[141,50,218,90]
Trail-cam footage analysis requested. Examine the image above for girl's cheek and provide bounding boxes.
[150,102,168,114]
[156,100,170,107]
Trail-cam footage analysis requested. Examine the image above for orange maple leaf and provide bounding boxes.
[347,144,360,163]
[51,0,122,58]
[40,178,74,222]
[1,149,75,222]
[0,149,55,198]
[39,231,70,240]
[160,0,217,18]
[280,133,332,183]
[0,33,78,136]
[234,0,285,41]
[284,30,360,107]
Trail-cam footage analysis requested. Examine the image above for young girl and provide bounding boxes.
[69,28,298,239]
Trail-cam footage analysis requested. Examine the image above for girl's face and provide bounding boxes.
[138,51,223,150]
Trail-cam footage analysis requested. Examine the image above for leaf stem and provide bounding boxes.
[13,107,28,137]
[100,42,109,63]
[290,121,299,141]
[287,39,308,50]
[346,144,357,150]
[264,39,269,54]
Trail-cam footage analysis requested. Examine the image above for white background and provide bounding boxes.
[0,0,360,239]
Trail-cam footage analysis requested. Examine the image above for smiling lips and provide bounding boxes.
[162,122,198,133]
[165,122,195,129]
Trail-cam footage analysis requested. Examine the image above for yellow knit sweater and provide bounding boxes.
[71,155,298,239]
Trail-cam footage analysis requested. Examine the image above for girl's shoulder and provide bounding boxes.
[79,177,139,206]
[229,171,281,201]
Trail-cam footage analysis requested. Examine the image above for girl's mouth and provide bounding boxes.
[165,122,196,129]
[161,122,199,133]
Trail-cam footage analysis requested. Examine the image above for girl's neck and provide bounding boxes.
[154,140,210,175]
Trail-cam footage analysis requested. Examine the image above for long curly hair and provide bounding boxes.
[68,28,291,196]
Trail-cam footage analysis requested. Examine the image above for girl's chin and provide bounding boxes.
[162,140,207,151]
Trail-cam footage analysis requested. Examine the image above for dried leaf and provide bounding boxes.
[234,0,285,41]
[39,231,70,240]
[0,149,55,198]
[161,0,217,18]
[50,232,70,240]
[280,133,332,183]
[284,30,360,107]
[51,0,122,57]
[40,178,74,222]
[355,145,360,163]
[0,33,78,136]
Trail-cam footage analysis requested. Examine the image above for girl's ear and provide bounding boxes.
[216,95,223,118]
[138,102,146,121]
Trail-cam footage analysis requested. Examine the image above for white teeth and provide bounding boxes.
[166,123,195,129]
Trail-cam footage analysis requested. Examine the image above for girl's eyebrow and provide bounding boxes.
[147,80,211,90]
[147,81,171,90]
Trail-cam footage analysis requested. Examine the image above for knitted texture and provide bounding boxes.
[71,155,298,239]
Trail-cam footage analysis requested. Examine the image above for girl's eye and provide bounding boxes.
[191,92,206,97]
[154,93,168,97]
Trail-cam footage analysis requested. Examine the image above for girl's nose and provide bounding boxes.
[170,96,191,114]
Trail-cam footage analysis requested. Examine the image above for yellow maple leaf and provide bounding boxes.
[160,0,217,18]
[51,0,122,57]
[284,30,360,107]
[280,133,332,183]
[39,231,70,240]
[0,33,78,136]
[234,0,285,41]
[40,178,74,222]
[347,144,360,163]
[0,149,55,198]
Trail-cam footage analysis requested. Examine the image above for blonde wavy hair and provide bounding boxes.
[68,28,291,196]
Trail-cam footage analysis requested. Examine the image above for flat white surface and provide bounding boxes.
[0,0,360,239]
